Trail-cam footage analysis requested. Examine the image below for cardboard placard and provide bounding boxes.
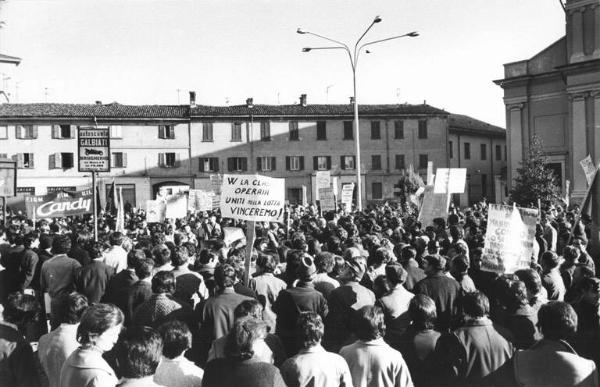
[580,155,597,186]
[434,168,467,194]
[418,186,449,227]
[220,174,285,222]
[188,189,213,212]
[165,194,187,219]
[341,183,354,209]
[319,187,336,212]
[146,200,166,223]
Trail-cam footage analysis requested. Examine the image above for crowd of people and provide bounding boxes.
[0,199,599,387]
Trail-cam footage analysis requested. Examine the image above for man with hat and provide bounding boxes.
[414,254,461,331]
[273,251,328,356]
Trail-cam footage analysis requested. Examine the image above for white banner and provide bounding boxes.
[341,183,354,209]
[482,204,538,274]
[220,174,285,222]
[319,187,336,212]
[434,168,467,194]
[166,194,188,219]
[188,189,214,212]
[146,200,166,223]
[418,186,449,227]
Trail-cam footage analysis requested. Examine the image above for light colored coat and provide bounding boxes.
[60,347,118,387]
[38,323,79,387]
[281,344,353,387]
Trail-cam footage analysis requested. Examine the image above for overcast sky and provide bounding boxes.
[0,0,565,127]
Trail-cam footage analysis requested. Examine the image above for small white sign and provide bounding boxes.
[434,168,467,194]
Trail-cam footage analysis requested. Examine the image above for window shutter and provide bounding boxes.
[228,157,234,172]
[29,154,34,168]
[52,125,60,139]
[326,156,332,170]
[18,154,24,168]
[15,126,22,139]
[352,156,356,169]
[257,157,262,171]
[212,158,219,172]
[110,153,115,168]
[122,153,127,168]
[313,156,318,170]
[286,156,290,171]
[49,153,55,169]
[340,156,345,170]
[241,158,248,171]
[158,153,165,167]
[55,153,63,169]
[158,126,165,139]
[169,126,175,139]
[299,156,305,171]
[199,158,206,172]
[175,153,181,167]
[271,157,276,171]
[32,126,38,139]
[69,125,75,138]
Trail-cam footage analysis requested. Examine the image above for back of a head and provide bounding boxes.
[214,264,236,288]
[515,268,542,295]
[39,233,54,250]
[109,231,123,247]
[158,320,192,360]
[152,245,171,267]
[135,258,155,280]
[538,301,578,340]
[315,252,335,274]
[297,312,324,349]
[170,246,189,267]
[52,234,72,255]
[117,326,163,379]
[127,249,147,269]
[77,303,124,345]
[353,305,385,341]
[87,241,105,260]
[2,292,40,328]
[151,271,176,294]
[225,317,267,361]
[462,291,490,318]
[408,294,437,330]
[234,299,263,320]
[385,262,407,286]
[55,292,89,325]
[541,250,560,270]
[256,253,277,273]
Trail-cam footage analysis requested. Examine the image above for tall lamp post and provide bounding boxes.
[298,17,418,211]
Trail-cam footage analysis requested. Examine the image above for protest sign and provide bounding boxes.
[580,155,597,186]
[220,174,285,222]
[418,186,450,227]
[301,185,308,207]
[165,193,187,219]
[434,168,467,194]
[341,183,354,209]
[188,189,213,212]
[426,161,434,186]
[25,188,93,219]
[223,227,246,247]
[482,204,538,274]
[146,200,166,223]
[319,187,336,212]
[315,171,330,200]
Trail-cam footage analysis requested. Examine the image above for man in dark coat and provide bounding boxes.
[125,258,154,325]
[102,249,145,310]
[75,241,115,303]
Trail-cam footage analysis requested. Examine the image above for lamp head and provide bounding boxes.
[373,16,382,23]
[302,47,312,52]
[297,28,307,34]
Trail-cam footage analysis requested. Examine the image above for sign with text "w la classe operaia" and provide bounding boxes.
[78,127,110,172]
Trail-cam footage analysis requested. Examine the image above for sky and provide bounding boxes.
[0,0,565,127]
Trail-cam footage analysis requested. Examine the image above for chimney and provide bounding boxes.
[189,91,196,108]
[349,96,355,104]
[299,94,307,107]
[246,97,254,108]
[95,100,102,105]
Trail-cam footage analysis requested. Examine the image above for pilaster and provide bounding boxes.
[507,103,524,189]
[571,93,588,198]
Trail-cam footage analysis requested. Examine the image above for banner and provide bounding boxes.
[188,189,213,212]
[418,186,449,227]
[341,183,354,209]
[580,155,597,186]
[434,168,467,194]
[220,174,285,222]
[315,171,331,200]
[146,200,166,223]
[319,187,336,212]
[166,193,188,219]
[25,189,93,219]
[482,204,538,274]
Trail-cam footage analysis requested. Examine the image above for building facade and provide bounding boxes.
[495,0,600,201]
[0,96,505,209]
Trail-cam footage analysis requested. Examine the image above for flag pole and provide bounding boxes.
[92,171,98,241]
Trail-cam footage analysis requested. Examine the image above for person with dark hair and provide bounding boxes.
[541,250,566,301]
[515,268,548,313]
[60,303,124,387]
[104,231,127,273]
[398,245,425,292]
[378,262,414,347]
[450,254,476,293]
[41,234,82,326]
[561,245,580,292]
[115,326,164,387]
[413,254,461,331]
[202,317,286,387]
[38,292,89,387]
[75,241,115,303]
[0,292,42,386]
[102,249,144,311]
[68,231,92,266]
[340,305,413,387]
[132,271,194,328]
[571,237,596,274]
[313,251,340,298]
[281,312,352,387]
[273,253,328,356]
[504,280,540,350]
[125,258,155,325]
[152,244,173,272]
[154,320,204,387]
[505,302,598,387]
[397,295,441,387]
[250,253,286,333]
[434,292,513,386]
[171,245,208,307]
[572,277,600,334]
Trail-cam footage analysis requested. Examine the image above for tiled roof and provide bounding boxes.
[0,103,188,119]
[0,53,21,65]
[191,103,448,117]
[449,113,505,137]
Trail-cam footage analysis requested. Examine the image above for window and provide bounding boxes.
[158,125,175,139]
[159,152,180,168]
[15,125,37,139]
[13,153,34,169]
[105,184,136,208]
[449,141,454,159]
[464,143,471,160]
[395,154,405,170]
[372,182,383,200]
[495,144,501,161]
[260,121,271,141]
[394,121,404,139]
[371,121,381,139]
[202,123,214,142]
[287,188,302,205]
[286,156,304,171]
[481,174,487,198]
[199,157,219,172]
[313,156,331,171]
[0,126,8,139]
[227,157,248,172]
[418,120,428,139]
[343,121,353,140]
[52,124,73,139]
[47,186,76,193]
[316,121,327,140]
[257,156,276,171]
[50,153,74,169]
[111,152,127,168]
[110,125,122,139]
[419,154,428,169]
[371,155,382,170]
[289,121,299,141]
[480,144,487,160]
[231,122,242,142]
[341,155,356,170]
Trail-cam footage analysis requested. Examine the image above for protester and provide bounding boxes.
[75,241,115,303]
[114,326,164,387]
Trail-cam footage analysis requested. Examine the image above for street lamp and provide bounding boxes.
[298,17,418,211]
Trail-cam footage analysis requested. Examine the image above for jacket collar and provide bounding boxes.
[67,347,116,375]
[530,339,579,355]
